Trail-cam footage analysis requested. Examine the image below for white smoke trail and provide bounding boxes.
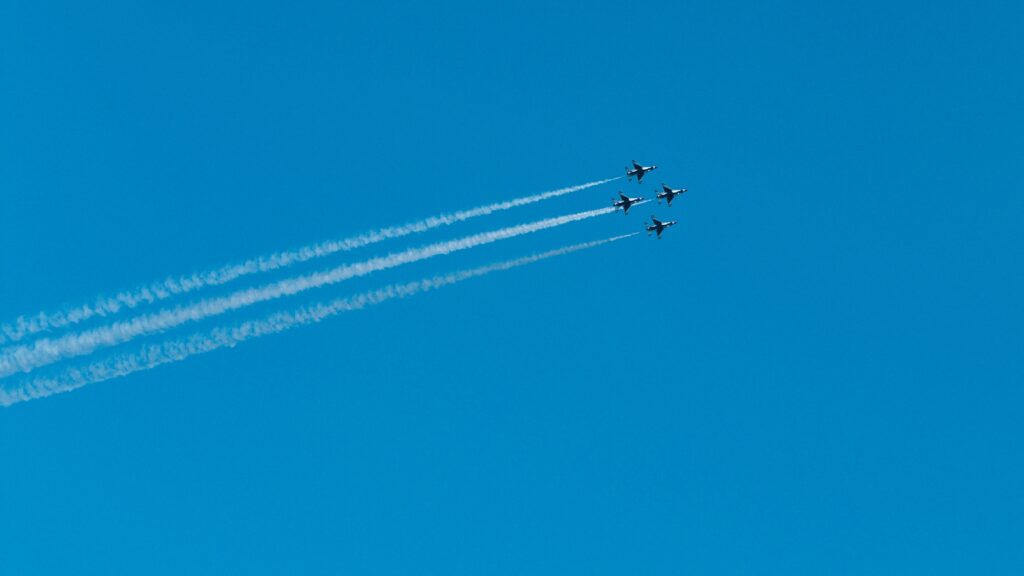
[0,234,638,407]
[0,203,644,378]
[0,177,619,344]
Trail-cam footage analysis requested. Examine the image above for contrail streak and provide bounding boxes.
[0,234,638,407]
[0,203,644,378]
[0,177,620,344]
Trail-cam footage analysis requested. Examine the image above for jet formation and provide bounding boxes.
[617,159,689,239]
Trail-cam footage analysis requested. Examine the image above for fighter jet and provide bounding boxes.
[613,192,644,215]
[645,215,678,238]
[657,183,688,206]
[625,160,657,183]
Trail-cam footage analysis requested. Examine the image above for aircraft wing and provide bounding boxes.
[651,217,662,226]
[633,160,642,170]
[619,192,630,201]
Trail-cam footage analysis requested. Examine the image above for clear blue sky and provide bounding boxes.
[2,0,1022,573]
